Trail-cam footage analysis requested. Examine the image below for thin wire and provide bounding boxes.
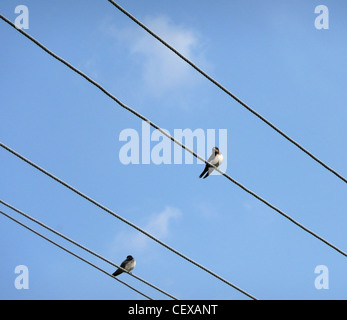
[3,143,346,264]
[0,142,258,300]
[0,16,345,258]
[0,15,345,299]
[0,199,178,300]
[106,0,347,185]
[0,15,258,299]
[0,210,153,300]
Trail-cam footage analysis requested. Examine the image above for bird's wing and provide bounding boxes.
[206,153,215,164]
[112,269,122,276]
[208,166,215,174]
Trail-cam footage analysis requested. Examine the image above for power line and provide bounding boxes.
[0,142,258,300]
[0,15,259,299]
[0,199,178,300]
[106,0,347,185]
[0,209,153,300]
[0,15,345,258]
[1,14,345,299]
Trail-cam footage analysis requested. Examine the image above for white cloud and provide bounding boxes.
[145,205,182,238]
[110,206,182,255]
[106,15,206,96]
[131,16,196,91]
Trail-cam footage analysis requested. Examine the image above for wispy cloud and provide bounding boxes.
[103,15,207,97]
[109,206,182,256]
[130,16,197,93]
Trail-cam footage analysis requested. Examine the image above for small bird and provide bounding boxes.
[199,147,223,179]
[112,255,136,277]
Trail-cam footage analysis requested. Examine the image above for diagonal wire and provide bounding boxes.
[0,15,345,258]
[106,0,346,184]
[0,199,178,300]
[0,209,153,300]
[0,141,258,300]
[1,15,346,298]
[0,14,256,299]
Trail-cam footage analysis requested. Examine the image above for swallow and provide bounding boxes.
[199,147,223,179]
[112,255,136,277]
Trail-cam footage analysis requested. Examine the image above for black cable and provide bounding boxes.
[0,14,260,299]
[0,210,153,300]
[0,142,258,300]
[0,18,344,258]
[0,199,178,300]
[106,0,347,185]
[1,13,345,299]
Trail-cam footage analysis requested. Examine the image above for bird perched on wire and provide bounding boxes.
[199,147,223,179]
[112,255,136,277]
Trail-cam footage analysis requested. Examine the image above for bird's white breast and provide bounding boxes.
[126,259,136,272]
[212,154,223,166]
[217,154,223,166]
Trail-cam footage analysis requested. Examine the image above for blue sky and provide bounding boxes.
[0,0,346,300]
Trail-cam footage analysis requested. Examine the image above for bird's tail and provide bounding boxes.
[199,166,208,178]
[112,269,122,277]
[202,172,210,179]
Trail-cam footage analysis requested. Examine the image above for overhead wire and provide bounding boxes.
[0,209,153,300]
[0,15,345,258]
[0,199,178,300]
[0,142,258,300]
[1,11,346,300]
[106,0,347,185]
